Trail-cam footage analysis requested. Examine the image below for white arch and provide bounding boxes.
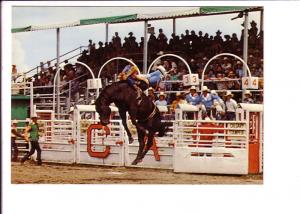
[201,53,252,93]
[52,61,94,114]
[97,57,140,78]
[147,53,192,75]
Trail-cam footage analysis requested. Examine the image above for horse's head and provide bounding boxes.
[96,104,111,126]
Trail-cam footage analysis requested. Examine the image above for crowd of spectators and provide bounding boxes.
[18,20,263,109]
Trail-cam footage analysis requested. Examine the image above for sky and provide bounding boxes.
[11,6,261,75]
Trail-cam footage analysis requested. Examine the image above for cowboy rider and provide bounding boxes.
[119,64,168,102]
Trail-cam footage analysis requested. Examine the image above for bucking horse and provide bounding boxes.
[95,81,171,165]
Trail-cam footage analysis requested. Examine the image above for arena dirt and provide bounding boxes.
[11,162,263,184]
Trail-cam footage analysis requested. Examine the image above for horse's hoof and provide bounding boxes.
[129,138,134,144]
[131,159,142,165]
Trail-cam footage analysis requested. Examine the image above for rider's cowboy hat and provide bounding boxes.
[224,91,234,97]
[244,90,252,96]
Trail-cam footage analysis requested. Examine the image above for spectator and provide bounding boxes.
[224,91,238,120]
[186,86,201,105]
[199,86,215,116]
[243,90,254,103]
[11,119,22,161]
[147,87,157,102]
[170,92,187,113]
[20,114,42,165]
[12,65,18,82]
[155,92,168,106]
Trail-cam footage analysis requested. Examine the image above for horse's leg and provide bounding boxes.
[131,128,146,165]
[141,131,155,159]
[119,110,134,144]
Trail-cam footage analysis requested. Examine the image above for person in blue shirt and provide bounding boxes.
[185,86,201,105]
[199,86,215,116]
[154,92,168,106]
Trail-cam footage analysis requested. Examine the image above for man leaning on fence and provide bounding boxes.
[20,114,42,165]
[11,120,23,162]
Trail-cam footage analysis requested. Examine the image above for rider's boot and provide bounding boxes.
[133,84,142,105]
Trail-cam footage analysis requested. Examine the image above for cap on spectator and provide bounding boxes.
[148,87,154,91]
[31,113,38,118]
[128,32,133,35]
[159,92,166,98]
[157,51,164,56]
[250,20,257,26]
[245,90,252,96]
[216,30,222,35]
[223,57,228,60]
[69,107,74,112]
[25,118,31,123]
[190,86,197,91]
[211,90,217,95]
[236,61,242,65]
[12,119,18,124]
[90,100,95,105]
[203,57,208,61]
[202,86,209,92]
[190,59,195,62]
[224,91,234,97]
[249,55,254,58]
[176,92,181,97]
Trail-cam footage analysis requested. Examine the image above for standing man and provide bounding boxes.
[224,91,238,121]
[11,119,22,161]
[186,86,201,106]
[20,114,42,165]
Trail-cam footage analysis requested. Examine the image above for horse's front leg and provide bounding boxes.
[119,110,134,144]
[131,128,146,165]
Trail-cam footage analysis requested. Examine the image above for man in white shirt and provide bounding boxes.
[224,91,238,120]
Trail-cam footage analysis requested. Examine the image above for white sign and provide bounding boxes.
[242,77,259,89]
[87,78,102,89]
[182,74,199,86]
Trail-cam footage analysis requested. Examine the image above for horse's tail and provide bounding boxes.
[157,121,173,137]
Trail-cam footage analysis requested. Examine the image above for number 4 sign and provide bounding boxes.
[242,77,258,89]
[182,74,199,86]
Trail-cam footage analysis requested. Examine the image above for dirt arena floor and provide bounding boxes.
[11,162,263,184]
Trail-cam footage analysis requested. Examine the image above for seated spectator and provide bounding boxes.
[155,92,168,106]
[224,91,238,120]
[186,86,201,105]
[147,87,157,103]
[170,92,187,113]
[243,90,254,103]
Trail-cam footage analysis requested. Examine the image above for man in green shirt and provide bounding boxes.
[20,114,42,165]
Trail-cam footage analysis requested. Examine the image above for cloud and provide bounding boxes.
[12,36,29,73]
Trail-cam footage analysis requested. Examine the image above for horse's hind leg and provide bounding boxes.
[119,110,134,144]
[131,129,146,165]
[141,131,155,159]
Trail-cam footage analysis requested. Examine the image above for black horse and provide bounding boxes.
[95,81,170,165]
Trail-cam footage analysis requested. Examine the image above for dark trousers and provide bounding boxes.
[11,137,19,161]
[21,140,42,164]
[225,112,236,121]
